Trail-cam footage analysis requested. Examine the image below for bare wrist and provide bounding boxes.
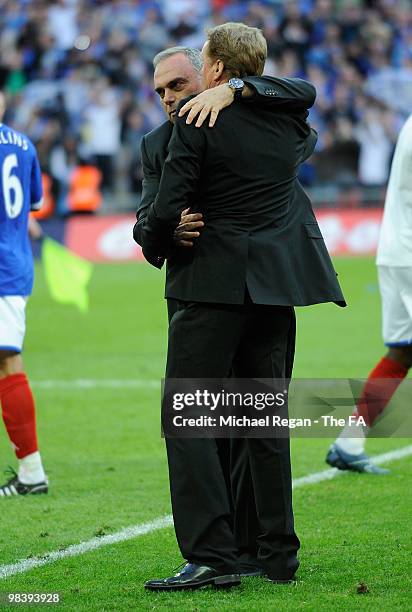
[226,83,235,99]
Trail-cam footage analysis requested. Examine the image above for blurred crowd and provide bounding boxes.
[1,0,412,212]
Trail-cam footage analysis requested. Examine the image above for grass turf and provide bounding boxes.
[0,257,410,610]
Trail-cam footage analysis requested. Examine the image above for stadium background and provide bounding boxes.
[0,1,411,610]
[2,0,412,258]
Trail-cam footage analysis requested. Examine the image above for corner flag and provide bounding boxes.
[42,238,93,313]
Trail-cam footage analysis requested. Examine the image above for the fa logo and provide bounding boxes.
[348,415,367,426]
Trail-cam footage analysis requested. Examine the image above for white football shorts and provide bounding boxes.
[378,266,412,346]
[0,296,27,353]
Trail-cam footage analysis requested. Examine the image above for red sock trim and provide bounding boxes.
[0,372,28,394]
[0,373,39,459]
[353,357,408,427]
[372,357,409,378]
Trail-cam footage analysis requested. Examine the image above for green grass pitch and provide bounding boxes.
[0,257,410,611]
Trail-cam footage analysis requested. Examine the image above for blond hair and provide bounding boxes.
[206,22,267,78]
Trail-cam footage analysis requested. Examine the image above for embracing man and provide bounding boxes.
[138,23,345,591]
[133,46,317,274]
[133,42,317,574]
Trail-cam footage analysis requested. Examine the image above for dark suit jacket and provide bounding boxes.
[133,75,317,260]
[141,97,345,307]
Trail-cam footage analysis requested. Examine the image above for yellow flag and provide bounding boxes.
[42,238,93,313]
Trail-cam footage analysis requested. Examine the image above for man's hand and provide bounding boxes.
[178,84,235,128]
[173,208,204,248]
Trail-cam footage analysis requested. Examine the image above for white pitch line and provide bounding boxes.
[0,444,411,580]
[31,379,160,389]
[0,516,173,580]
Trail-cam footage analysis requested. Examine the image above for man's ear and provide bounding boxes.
[213,59,225,82]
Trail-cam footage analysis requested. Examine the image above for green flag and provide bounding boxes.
[42,238,93,313]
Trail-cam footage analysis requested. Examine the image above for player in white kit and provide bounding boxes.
[0,93,48,495]
[327,113,412,474]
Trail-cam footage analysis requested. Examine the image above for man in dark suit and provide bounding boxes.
[133,44,318,580]
[133,46,317,269]
[140,27,345,591]
[133,45,316,377]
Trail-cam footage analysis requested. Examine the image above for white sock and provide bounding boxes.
[335,411,368,456]
[18,451,47,485]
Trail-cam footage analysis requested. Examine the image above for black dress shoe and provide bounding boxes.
[145,563,241,591]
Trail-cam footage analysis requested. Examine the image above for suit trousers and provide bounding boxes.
[164,295,300,579]
[167,298,233,514]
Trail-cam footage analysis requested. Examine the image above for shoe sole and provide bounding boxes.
[145,574,241,591]
[28,488,48,495]
[0,487,48,498]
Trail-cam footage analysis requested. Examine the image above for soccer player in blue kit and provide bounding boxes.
[0,92,48,496]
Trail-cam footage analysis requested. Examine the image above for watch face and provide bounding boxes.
[229,78,244,90]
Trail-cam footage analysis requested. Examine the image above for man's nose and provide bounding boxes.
[164,89,176,105]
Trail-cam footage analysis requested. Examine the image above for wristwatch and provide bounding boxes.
[228,77,244,100]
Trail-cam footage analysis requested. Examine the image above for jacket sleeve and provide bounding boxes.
[302,127,318,162]
[141,115,205,264]
[133,137,158,244]
[133,136,165,269]
[243,76,316,112]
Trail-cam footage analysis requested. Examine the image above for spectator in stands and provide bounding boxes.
[67,158,102,214]
[49,135,79,214]
[355,103,396,188]
[47,0,79,52]
[279,0,313,66]
[82,79,121,193]
[121,106,146,195]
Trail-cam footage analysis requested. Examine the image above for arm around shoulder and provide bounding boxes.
[243,76,316,111]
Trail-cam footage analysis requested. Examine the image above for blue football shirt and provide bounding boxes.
[0,123,43,296]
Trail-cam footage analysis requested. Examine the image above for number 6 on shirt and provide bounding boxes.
[2,153,24,219]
